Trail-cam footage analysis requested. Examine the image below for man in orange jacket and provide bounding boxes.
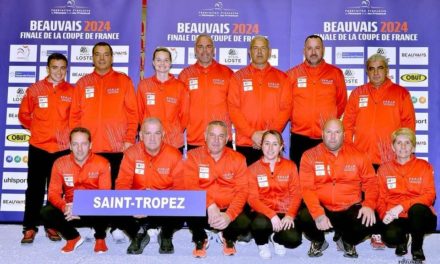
[228,35,292,165]
[40,127,111,254]
[287,35,347,169]
[179,34,233,150]
[18,53,73,243]
[115,117,183,255]
[184,120,250,258]
[298,119,378,258]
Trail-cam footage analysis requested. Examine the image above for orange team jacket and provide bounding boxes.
[248,158,301,219]
[228,64,292,147]
[115,142,183,190]
[178,60,233,146]
[48,153,111,212]
[18,78,74,153]
[137,74,189,148]
[184,146,248,221]
[343,78,415,165]
[300,142,378,219]
[286,60,347,139]
[70,69,138,153]
[376,156,436,219]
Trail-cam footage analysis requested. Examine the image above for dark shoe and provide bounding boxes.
[336,238,358,258]
[158,235,174,254]
[222,238,236,256]
[395,235,409,256]
[45,228,62,242]
[127,231,150,255]
[21,229,37,244]
[412,248,425,261]
[192,239,209,258]
[308,240,329,257]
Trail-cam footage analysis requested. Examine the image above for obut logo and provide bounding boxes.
[401,73,427,82]
[6,133,30,143]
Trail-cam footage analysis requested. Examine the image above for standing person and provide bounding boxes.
[115,118,183,255]
[247,130,302,259]
[137,47,188,152]
[18,53,73,243]
[298,119,378,258]
[287,34,347,169]
[228,35,292,166]
[184,121,250,258]
[343,53,415,170]
[377,128,436,262]
[70,42,138,241]
[179,34,233,150]
[40,127,111,253]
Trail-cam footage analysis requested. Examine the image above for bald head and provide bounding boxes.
[322,119,344,154]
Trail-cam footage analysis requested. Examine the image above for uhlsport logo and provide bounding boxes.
[198,1,239,18]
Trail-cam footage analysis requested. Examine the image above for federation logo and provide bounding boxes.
[16,46,31,60]
[198,1,239,18]
[51,0,91,15]
[345,0,387,16]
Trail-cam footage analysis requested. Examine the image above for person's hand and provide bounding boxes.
[315,214,332,230]
[270,215,283,232]
[133,215,147,219]
[280,215,294,230]
[123,142,133,151]
[251,131,265,149]
[64,203,80,221]
[387,205,404,218]
[382,213,395,225]
[207,204,221,226]
[357,206,376,227]
[210,212,231,230]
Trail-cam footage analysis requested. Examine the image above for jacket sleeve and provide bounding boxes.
[342,90,358,143]
[48,160,67,212]
[335,68,348,118]
[98,159,112,190]
[123,78,139,144]
[115,152,135,190]
[18,87,34,129]
[401,162,436,212]
[247,168,277,219]
[400,90,416,130]
[228,75,255,138]
[178,81,190,130]
[136,81,147,124]
[359,154,378,210]
[272,77,292,132]
[299,150,325,219]
[286,162,302,218]
[376,166,389,219]
[69,81,83,130]
[171,155,185,190]
[225,157,249,221]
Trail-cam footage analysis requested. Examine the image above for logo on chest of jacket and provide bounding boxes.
[382,100,396,106]
[166,97,177,104]
[107,87,120,94]
[212,79,225,86]
[88,171,99,178]
[344,164,357,172]
[223,172,234,180]
[277,175,289,182]
[408,177,422,184]
[60,95,72,103]
[267,82,280,89]
[157,167,170,175]
[321,79,334,85]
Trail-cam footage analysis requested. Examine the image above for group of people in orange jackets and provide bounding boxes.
[18,34,435,262]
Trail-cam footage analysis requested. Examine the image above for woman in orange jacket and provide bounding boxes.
[377,128,436,262]
[247,130,302,259]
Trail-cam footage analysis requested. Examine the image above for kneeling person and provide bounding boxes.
[115,117,183,254]
[298,119,378,258]
[40,127,111,254]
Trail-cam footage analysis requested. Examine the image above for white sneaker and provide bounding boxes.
[148,228,159,244]
[111,228,127,244]
[270,234,286,256]
[215,231,223,244]
[258,244,271,259]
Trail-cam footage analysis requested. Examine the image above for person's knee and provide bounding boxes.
[279,231,302,249]
[408,204,430,217]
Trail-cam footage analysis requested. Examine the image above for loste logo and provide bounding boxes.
[51,0,91,15]
[342,68,364,86]
[219,48,246,66]
[345,0,387,16]
[198,1,239,18]
[71,45,93,63]
[7,87,27,104]
[400,73,427,82]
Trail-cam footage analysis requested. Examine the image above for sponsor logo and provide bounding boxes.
[342,68,364,86]
[335,47,364,64]
[167,47,185,65]
[1,193,26,212]
[69,66,93,83]
[399,69,428,87]
[51,0,91,15]
[70,45,93,63]
[268,49,279,66]
[113,67,128,75]
[9,45,37,62]
[198,1,239,18]
[410,91,428,109]
[219,48,247,66]
[8,66,36,83]
[3,151,29,169]
[112,46,130,63]
[2,172,28,190]
[7,87,27,104]
[187,48,197,65]
[6,108,20,125]
[400,73,427,82]
[40,45,68,62]
[5,129,30,147]
[367,47,396,65]
[415,134,428,153]
[415,112,428,131]
[399,47,428,65]
[345,0,387,16]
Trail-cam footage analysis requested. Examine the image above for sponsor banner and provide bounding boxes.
[219,47,247,66]
[335,46,364,64]
[70,45,94,63]
[7,87,28,105]
[0,193,26,212]
[40,45,69,62]
[399,69,428,88]
[4,129,30,147]
[73,190,206,216]
[2,172,28,190]
[69,66,94,83]
[166,47,186,65]
[415,134,428,153]
[367,46,396,65]
[9,45,38,62]
[388,68,396,83]
[112,45,130,63]
[8,66,36,83]
[410,91,428,109]
[3,150,28,169]
[5,108,20,125]
[416,112,429,131]
[342,68,364,87]
[399,47,429,65]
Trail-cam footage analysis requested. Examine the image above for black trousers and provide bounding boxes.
[298,204,372,245]
[236,146,262,166]
[250,212,302,248]
[289,133,322,170]
[113,216,183,239]
[22,145,70,231]
[97,152,123,190]
[380,204,437,250]
[187,210,251,242]
[40,204,108,240]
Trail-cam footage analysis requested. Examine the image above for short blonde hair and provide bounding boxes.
[391,127,416,147]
